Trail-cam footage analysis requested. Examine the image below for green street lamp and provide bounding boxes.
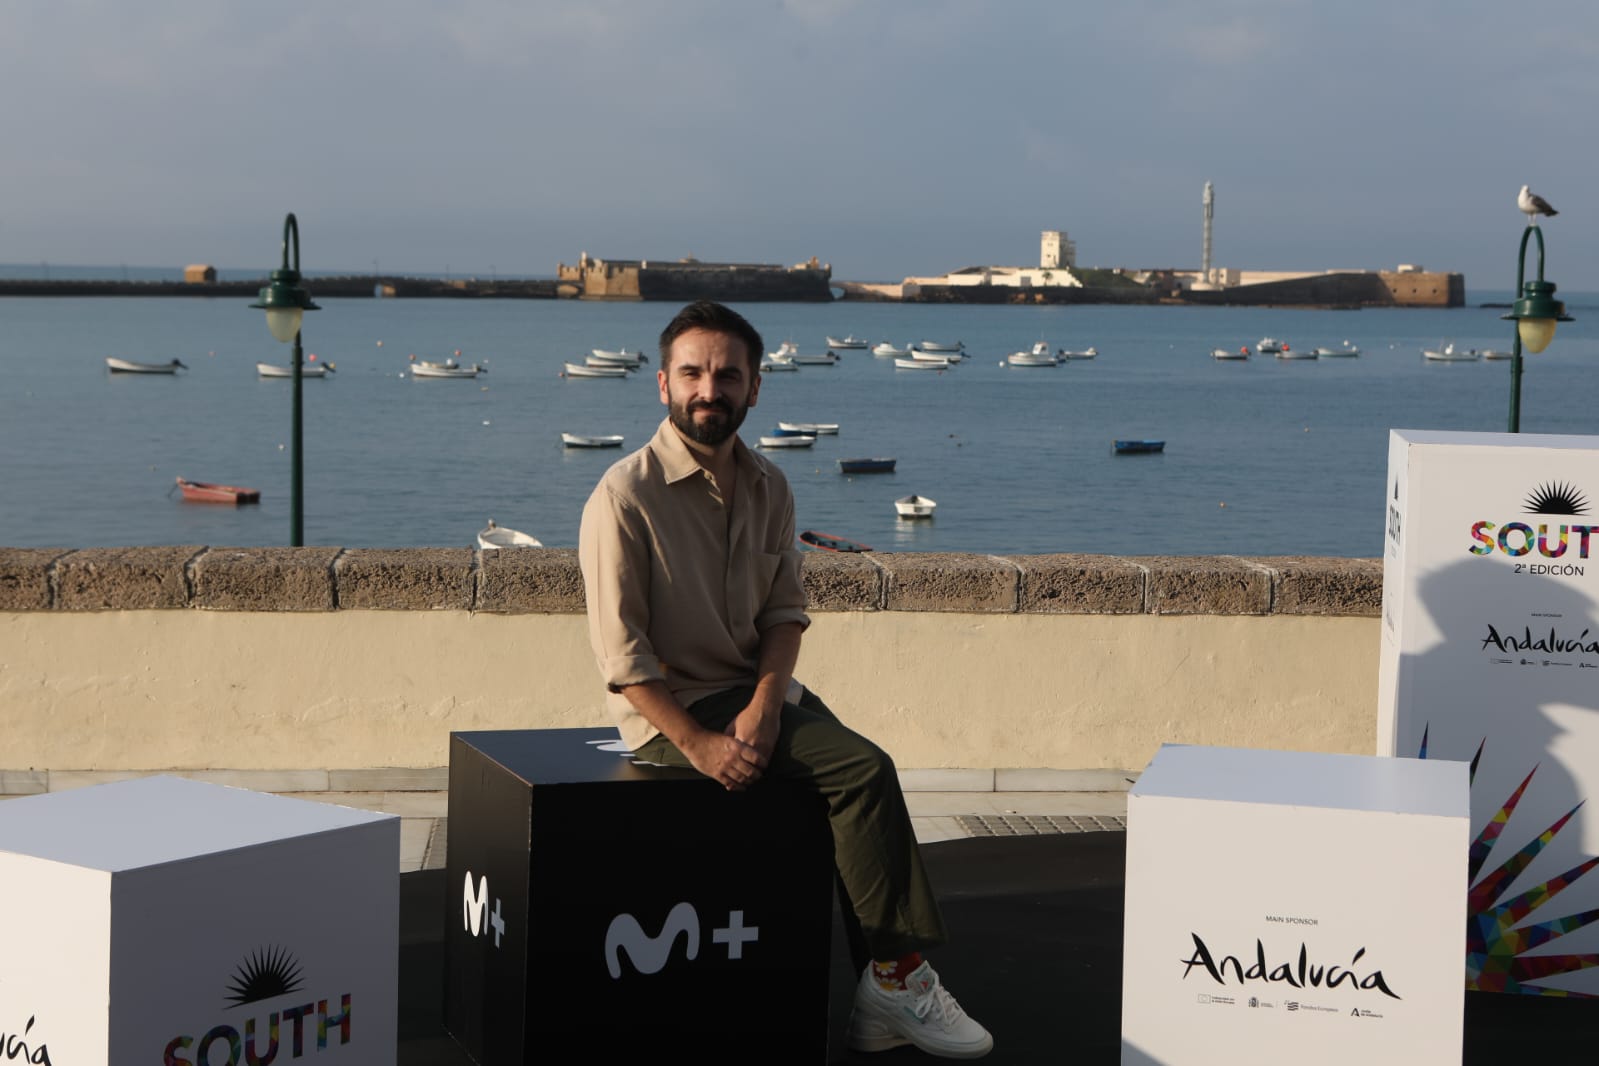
[250,213,321,545]
[1503,223,1573,433]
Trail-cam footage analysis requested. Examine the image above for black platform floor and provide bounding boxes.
[398,833,1597,1063]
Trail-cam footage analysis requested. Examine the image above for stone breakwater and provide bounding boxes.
[0,547,1380,616]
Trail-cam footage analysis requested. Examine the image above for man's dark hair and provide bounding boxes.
[658,301,764,373]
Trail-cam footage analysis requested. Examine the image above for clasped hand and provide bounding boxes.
[687,704,778,791]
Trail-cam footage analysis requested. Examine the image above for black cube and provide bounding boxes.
[444,728,835,1064]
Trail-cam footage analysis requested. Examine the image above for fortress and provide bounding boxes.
[556,252,833,302]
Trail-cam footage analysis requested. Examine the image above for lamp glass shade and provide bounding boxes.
[1519,317,1557,354]
[265,306,304,343]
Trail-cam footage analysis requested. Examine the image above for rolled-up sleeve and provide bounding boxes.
[579,481,664,691]
[754,483,811,633]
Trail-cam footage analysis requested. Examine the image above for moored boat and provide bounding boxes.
[825,335,869,349]
[1275,348,1317,360]
[1256,337,1285,353]
[838,458,896,474]
[910,348,963,363]
[894,494,937,518]
[257,361,334,378]
[1480,349,1513,361]
[896,357,948,370]
[1313,343,1360,357]
[759,357,799,373]
[1060,347,1098,360]
[758,435,816,449]
[108,357,187,374]
[591,351,645,369]
[414,362,485,378]
[777,421,840,435]
[1113,439,1165,455]
[788,351,839,365]
[563,362,629,378]
[872,343,910,357]
[175,477,259,504]
[799,529,872,553]
[1212,347,1249,360]
[561,433,625,448]
[585,355,638,370]
[1008,343,1059,367]
[477,519,543,549]
[1422,343,1479,362]
[917,340,964,353]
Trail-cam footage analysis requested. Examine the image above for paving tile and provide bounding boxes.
[897,768,994,792]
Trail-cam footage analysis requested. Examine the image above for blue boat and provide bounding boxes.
[1114,440,1165,455]
[769,426,816,438]
[838,458,897,474]
[799,529,872,553]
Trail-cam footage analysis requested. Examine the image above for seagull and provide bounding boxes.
[1518,185,1558,222]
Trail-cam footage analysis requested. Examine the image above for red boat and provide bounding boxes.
[175,477,260,505]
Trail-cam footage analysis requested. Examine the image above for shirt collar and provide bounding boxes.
[650,417,766,486]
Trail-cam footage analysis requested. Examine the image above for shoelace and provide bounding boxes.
[908,977,967,1027]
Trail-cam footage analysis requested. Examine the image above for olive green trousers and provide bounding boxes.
[635,684,947,963]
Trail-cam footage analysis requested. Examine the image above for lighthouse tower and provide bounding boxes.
[1201,182,1214,284]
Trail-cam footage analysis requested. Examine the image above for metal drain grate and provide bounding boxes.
[956,814,1126,837]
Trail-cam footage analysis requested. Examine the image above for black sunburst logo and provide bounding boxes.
[1524,481,1590,516]
[224,946,305,1007]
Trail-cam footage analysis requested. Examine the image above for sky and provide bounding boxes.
[3,0,1597,289]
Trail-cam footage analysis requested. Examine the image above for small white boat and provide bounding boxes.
[770,341,800,359]
[1480,349,1513,361]
[826,335,869,349]
[759,357,799,373]
[257,362,334,378]
[414,362,485,378]
[1256,337,1285,353]
[872,343,910,357]
[1313,342,1360,358]
[917,340,964,353]
[1212,348,1249,361]
[911,348,963,363]
[564,362,629,378]
[895,494,938,518]
[1275,348,1317,360]
[777,421,840,435]
[1060,347,1098,360]
[584,355,638,370]
[477,519,543,549]
[416,357,459,369]
[107,357,187,374]
[1423,343,1480,363]
[590,348,647,365]
[788,351,839,365]
[758,434,815,448]
[561,433,625,448]
[896,357,949,370]
[1008,342,1059,367]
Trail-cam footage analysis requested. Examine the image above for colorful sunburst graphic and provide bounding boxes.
[1420,726,1599,997]
[1524,482,1590,516]
[224,945,305,1007]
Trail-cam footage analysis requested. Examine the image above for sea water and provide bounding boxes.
[2,294,1596,556]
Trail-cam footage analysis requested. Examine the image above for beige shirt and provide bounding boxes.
[579,418,811,749]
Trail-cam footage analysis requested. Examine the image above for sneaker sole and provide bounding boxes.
[849,1004,993,1059]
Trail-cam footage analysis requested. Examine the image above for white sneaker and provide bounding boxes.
[846,960,993,1059]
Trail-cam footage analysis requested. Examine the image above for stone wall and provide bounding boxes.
[1,548,1381,786]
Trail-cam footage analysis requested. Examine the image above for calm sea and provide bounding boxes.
[3,292,1597,557]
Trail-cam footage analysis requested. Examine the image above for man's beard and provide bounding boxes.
[669,395,749,446]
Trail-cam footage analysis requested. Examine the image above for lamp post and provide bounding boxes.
[1503,223,1573,433]
[250,214,321,545]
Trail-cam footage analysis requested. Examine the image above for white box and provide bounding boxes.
[1121,745,1467,1066]
[0,775,399,1066]
[1378,429,1599,996]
